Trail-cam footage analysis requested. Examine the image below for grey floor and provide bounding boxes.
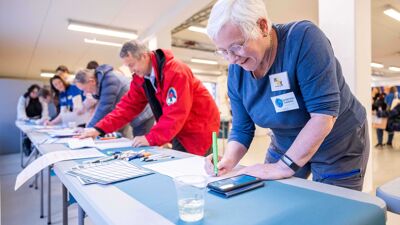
[1,132,400,225]
[0,153,93,225]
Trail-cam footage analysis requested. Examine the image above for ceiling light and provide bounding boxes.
[371,62,384,68]
[84,38,122,47]
[191,68,222,75]
[68,21,137,39]
[389,66,400,72]
[188,26,207,34]
[40,72,54,78]
[384,7,400,22]
[191,58,218,65]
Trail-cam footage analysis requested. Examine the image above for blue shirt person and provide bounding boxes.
[204,0,369,191]
[45,75,84,125]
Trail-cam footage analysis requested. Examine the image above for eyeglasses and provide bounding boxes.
[214,38,249,58]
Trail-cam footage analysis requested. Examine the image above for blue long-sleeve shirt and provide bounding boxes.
[228,21,366,156]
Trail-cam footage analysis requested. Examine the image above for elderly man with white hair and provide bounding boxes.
[204,0,369,191]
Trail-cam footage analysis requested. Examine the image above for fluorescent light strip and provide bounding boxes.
[84,38,122,47]
[384,8,400,22]
[389,66,400,72]
[191,58,218,65]
[188,26,207,34]
[40,72,54,78]
[68,22,137,39]
[191,68,222,75]
[371,62,384,68]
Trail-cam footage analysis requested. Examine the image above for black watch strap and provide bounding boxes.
[280,154,300,172]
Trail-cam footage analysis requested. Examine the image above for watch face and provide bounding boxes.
[282,155,292,166]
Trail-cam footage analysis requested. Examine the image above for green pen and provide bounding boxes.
[212,131,218,176]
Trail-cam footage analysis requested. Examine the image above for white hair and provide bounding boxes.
[206,0,272,41]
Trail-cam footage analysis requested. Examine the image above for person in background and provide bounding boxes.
[55,65,73,83]
[45,75,85,126]
[384,86,400,147]
[17,84,49,122]
[86,60,99,70]
[372,87,388,148]
[204,0,369,191]
[74,65,154,136]
[17,84,49,156]
[38,88,58,120]
[78,40,220,156]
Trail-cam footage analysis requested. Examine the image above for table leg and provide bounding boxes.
[47,166,52,224]
[40,169,44,218]
[78,205,85,225]
[62,184,68,225]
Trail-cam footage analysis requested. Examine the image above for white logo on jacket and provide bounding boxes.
[166,87,178,106]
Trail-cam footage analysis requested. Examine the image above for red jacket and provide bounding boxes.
[95,49,220,156]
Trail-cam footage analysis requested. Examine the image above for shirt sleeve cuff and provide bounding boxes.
[93,126,105,136]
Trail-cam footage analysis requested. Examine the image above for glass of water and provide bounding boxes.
[174,175,207,222]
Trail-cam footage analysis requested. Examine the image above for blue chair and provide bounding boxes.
[376,177,400,214]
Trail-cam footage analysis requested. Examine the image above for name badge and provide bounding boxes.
[269,72,290,92]
[271,92,299,113]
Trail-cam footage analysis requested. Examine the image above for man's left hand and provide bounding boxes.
[237,163,294,180]
[132,136,150,147]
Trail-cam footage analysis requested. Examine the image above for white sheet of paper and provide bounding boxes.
[68,138,95,149]
[94,139,133,150]
[142,156,240,183]
[46,128,77,137]
[54,138,76,144]
[15,148,104,190]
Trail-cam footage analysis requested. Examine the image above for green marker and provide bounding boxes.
[212,131,218,176]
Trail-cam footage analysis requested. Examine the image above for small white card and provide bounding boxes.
[271,92,299,113]
[269,72,290,92]
[68,138,95,149]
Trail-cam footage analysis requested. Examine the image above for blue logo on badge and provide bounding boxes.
[275,98,284,108]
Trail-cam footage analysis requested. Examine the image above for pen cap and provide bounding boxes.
[212,131,217,141]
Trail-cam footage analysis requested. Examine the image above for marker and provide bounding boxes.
[90,155,118,164]
[212,131,218,176]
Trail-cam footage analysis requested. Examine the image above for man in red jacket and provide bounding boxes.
[79,40,220,156]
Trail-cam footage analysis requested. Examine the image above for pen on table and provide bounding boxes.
[142,156,175,162]
[90,155,118,164]
[212,131,218,176]
[98,136,118,141]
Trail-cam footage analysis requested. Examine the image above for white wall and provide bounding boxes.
[0,78,44,155]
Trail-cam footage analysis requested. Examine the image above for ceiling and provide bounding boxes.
[0,0,399,81]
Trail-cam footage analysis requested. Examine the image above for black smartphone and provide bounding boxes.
[207,174,262,193]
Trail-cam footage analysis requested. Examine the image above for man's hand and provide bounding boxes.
[76,128,100,139]
[132,136,150,147]
[204,154,236,177]
[237,162,294,180]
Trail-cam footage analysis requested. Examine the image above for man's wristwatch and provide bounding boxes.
[280,154,300,172]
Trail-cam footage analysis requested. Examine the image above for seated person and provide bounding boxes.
[45,75,86,126]
[74,65,155,136]
[38,88,58,120]
[17,84,49,122]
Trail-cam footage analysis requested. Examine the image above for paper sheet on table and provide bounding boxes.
[49,129,77,137]
[67,138,95,149]
[142,156,240,183]
[15,148,104,190]
[94,138,133,150]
